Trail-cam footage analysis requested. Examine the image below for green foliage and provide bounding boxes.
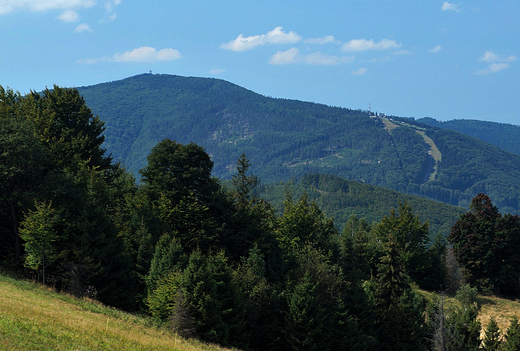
[365,232,426,351]
[259,173,466,239]
[275,192,338,258]
[503,318,520,351]
[139,139,217,206]
[147,270,183,320]
[449,194,520,295]
[179,250,245,347]
[282,245,372,351]
[0,114,47,262]
[373,202,430,287]
[447,284,481,351]
[24,85,111,171]
[19,201,59,285]
[232,153,258,208]
[146,235,184,294]
[482,317,501,351]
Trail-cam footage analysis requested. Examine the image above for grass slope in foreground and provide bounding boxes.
[0,273,236,351]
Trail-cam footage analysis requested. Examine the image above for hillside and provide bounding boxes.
[3,273,520,350]
[0,273,234,351]
[76,74,520,213]
[417,117,520,156]
[256,173,466,239]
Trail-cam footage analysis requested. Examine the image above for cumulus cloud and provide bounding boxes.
[475,51,517,75]
[75,23,92,32]
[78,46,182,64]
[305,35,335,45]
[220,27,302,51]
[442,2,461,12]
[0,0,96,15]
[352,68,367,76]
[58,10,79,22]
[479,51,517,63]
[429,45,443,53]
[475,63,510,75]
[341,38,401,52]
[269,48,354,65]
[269,48,300,65]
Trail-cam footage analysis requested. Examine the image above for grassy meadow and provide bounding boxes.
[0,273,235,351]
[478,294,520,335]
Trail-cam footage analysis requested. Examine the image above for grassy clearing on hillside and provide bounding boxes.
[478,295,520,335]
[0,273,236,351]
[421,290,520,338]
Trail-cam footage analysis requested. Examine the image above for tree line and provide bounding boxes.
[2,85,520,350]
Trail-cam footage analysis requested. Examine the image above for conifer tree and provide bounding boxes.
[482,317,501,351]
[368,232,425,351]
[503,318,520,351]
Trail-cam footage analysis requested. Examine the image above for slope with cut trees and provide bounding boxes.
[417,117,520,156]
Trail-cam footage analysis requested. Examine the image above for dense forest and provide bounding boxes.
[255,173,466,239]
[3,85,520,350]
[76,74,520,214]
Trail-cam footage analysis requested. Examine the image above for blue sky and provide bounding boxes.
[1,0,519,125]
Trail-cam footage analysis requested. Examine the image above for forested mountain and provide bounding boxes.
[417,117,520,156]
[77,74,520,214]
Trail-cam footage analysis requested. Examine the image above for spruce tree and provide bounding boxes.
[482,317,501,351]
[503,318,520,351]
[369,232,425,351]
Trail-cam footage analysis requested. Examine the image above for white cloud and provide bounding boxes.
[352,68,367,76]
[269,48,300,65]
[220,27,302,51]
[58,10,79,22]
[341,38,401,52]
[209,68,226,75]
[429,45,443,53]
[480,51,517,63]
[475,51,517,75]
[475,63,510,75]
[0,0,96,15]
[78,46,182,64]
[103,0,120,21]
[269,48,354,66]
[75,23,92,32]
[305,35,335,45]
[442,2,461,12]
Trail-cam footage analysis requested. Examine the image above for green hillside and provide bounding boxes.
[417,117,520,156]
[76,74,520,213]
[0,273,234,351]
[256,173,466,239]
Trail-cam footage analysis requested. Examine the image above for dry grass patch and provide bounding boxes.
[477,295,520,335]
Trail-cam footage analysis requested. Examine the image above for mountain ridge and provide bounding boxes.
[76,74,520,214]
